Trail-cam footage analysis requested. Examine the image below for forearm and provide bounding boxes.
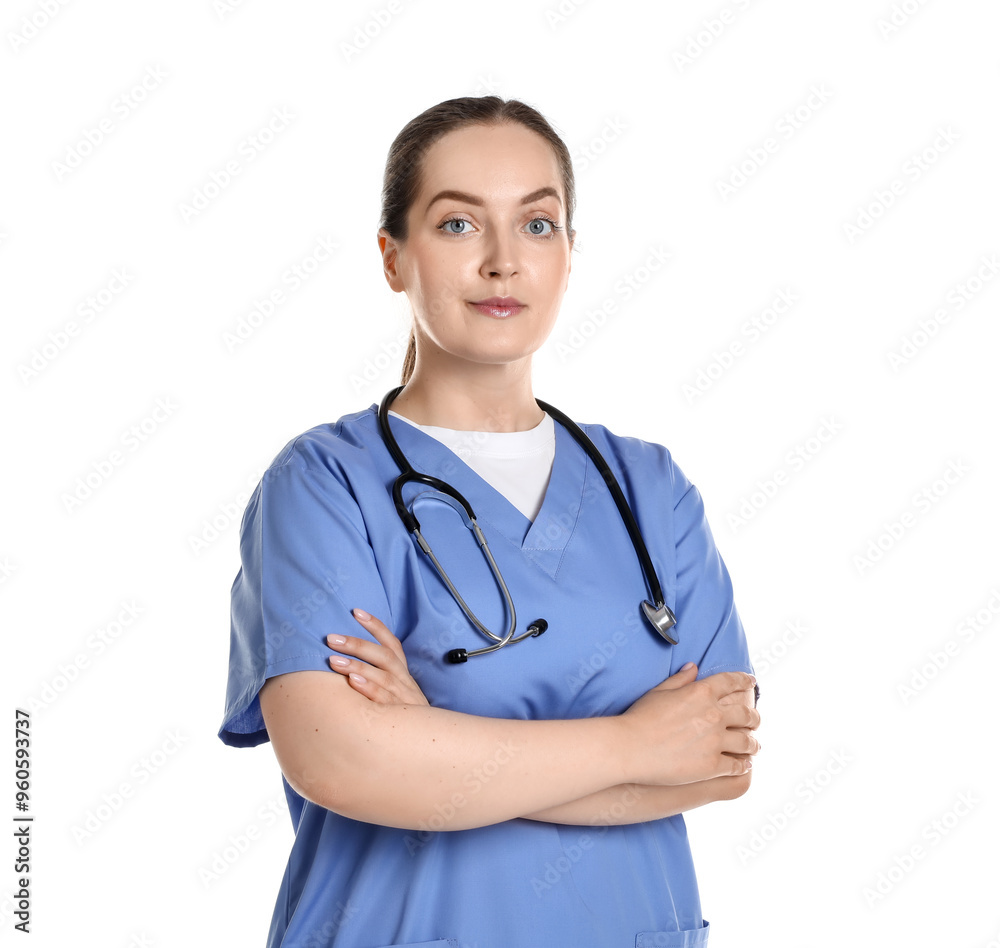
[340,707,630,830]
[266,675,632,832]
[520,775,747,826]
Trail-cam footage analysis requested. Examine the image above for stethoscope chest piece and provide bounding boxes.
[642,600,679,645]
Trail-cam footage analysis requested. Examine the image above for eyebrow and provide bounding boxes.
[424,186,562,214]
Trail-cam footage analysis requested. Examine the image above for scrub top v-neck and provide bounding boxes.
[386,405,586,576]
[219,403,754,948]
[386,407,555,523]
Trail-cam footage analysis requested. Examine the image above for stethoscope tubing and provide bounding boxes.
[376,385,675,660]
[533,396,667,614]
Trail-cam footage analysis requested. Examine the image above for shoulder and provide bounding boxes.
[263,406,382,480]
[239,407,384,532]
[573,417,694,507]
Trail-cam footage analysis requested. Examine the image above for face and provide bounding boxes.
[379,123,574,373]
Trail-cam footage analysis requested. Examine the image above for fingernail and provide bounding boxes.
[329,657,350,667]
[349,673,367,683]
[745,759,753,770]
[328,634,346,645]
[681,662,695,671]
[353,608,371,621]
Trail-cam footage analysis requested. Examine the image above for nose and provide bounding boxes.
[479,225,519,279]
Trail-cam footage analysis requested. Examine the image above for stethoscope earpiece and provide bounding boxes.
[444,619,548,664]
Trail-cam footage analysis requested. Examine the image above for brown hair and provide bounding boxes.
[378,96,577,385]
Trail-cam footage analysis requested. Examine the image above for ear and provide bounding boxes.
[377,228,405,293]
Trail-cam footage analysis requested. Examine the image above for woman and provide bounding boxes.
[219,95,760,948]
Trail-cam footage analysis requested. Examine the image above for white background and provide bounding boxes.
[3,0,999,945]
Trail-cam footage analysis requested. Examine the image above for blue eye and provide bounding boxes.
[437,216,563,238]
[442,218,472,235]
[526,218,553,236]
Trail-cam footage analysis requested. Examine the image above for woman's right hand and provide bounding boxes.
[618,664,759,786]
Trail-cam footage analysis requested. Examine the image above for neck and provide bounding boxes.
[390,364,544,432]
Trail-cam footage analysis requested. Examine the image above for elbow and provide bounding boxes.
[280,756,355,815]
[286,717,394,821]
[274,714,419,825]
[259,671,376,818]
[719,766,753,802]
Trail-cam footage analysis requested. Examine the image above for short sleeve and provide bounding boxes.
[218,444,393,747]
[669,461,756,692]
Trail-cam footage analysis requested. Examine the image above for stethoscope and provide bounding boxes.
[377,385,678,664]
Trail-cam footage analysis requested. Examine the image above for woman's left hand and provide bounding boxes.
[325,609,430,706]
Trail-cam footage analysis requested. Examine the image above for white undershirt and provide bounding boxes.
[388,409,555,522]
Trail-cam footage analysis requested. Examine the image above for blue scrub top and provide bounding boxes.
[219,404,754,948]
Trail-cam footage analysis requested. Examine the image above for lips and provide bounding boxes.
[469,296,525,319]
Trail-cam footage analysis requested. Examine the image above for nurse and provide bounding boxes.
[220,95,761,948]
